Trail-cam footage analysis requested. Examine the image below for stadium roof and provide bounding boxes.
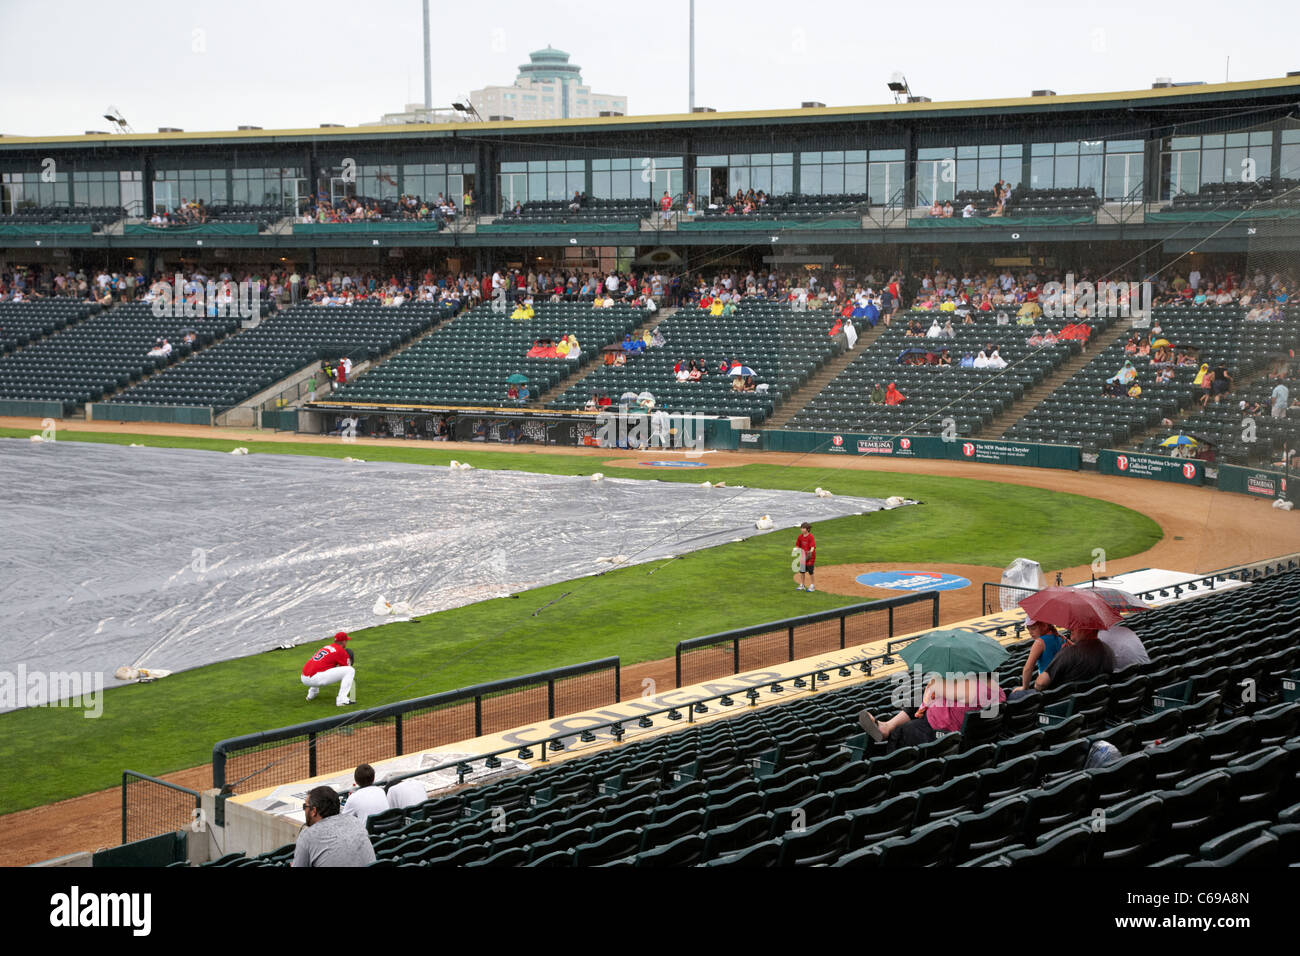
[2,74,1298,148]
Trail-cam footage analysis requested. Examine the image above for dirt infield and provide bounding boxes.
[3,416,1297,865]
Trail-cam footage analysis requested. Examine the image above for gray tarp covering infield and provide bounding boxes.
[1,439,911,704]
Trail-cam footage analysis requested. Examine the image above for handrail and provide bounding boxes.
[980,554,1300,615]
[377,649,913,794]
[675,591,939,686]
[211,656,620,791]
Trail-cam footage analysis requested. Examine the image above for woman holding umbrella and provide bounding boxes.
[859,629,1007,750]
[1014,588,1119,693]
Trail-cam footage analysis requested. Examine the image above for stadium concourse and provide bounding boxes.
[1,418,1297,865]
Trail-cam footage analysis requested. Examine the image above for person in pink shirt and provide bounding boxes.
[859,673,1005,750]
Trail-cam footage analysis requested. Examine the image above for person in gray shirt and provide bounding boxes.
[1272,382,1289,419]
[292,785,377,867]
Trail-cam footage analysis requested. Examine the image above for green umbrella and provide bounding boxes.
[506,373,529,384]
[898,628,1008,675]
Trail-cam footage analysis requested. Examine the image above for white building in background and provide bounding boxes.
[470,46,628,122]
[377,104,471,125]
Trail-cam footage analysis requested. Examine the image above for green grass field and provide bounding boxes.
[0,427,1162,814]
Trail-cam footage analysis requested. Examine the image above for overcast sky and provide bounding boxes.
[2,0,1297,136]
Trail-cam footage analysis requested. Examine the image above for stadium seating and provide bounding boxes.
[698,193,866,220]
[505,199,651,225]
[1009,185,1102,216]
[1007,306,1249,449]
[1161,178,1300,213]
[331,302,641,407]
[241,567,1300,867]
[0,301,238,412]
[1128,311,1299,464]
[785,308,1107,436]
[0,299,97,355]
[0,205,125,228]
[108,302,453,409]
[547,301,842,422]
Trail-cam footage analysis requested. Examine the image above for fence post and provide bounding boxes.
[547,679,556,719]
[931,592,939,628]
[615,660,622,701]
[788,625,795,662]
[475,696,483,738]
[675,647,682,689]
[840,613,846,649]
[395,712,403,756]
[121,773,128,844]
[888,605,894,638]
[308,731,317,779]
[733,637,740,676]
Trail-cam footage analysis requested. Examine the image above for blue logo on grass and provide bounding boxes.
[639,461,708,468]
[855,571,971,592]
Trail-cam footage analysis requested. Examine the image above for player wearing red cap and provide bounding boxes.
[301,631,357,706]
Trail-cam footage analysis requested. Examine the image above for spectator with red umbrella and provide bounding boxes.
[1012,587,1122,694]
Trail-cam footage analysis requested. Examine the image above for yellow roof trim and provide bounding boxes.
[4,75,1299,146]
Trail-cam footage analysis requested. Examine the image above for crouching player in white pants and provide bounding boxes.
[301,631,357,706]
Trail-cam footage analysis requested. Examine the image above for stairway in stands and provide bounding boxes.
[989,317,1137,438]
[531,307,676,408]
[761,318,890,430]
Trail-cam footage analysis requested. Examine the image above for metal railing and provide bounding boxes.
[981,554,1300,616]
[121,770,201,845]
[211,657,620,792]
[674,592,939,687]
[377,645,926,795]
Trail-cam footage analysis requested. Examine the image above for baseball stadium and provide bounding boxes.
[3,28,1300,882]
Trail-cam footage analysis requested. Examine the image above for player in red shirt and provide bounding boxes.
[795,522,816,592]
[301,631,357,706]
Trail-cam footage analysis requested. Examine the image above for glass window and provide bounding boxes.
[1079,153,1103,192]
[845,163,867,193]
[1001,157,1021,186]
[1054,155,1078,187]
[1280,144,1300,178]
[870,149,904,161]
[1201,148,1224,183]
[845,150,866,163]
[1030,156,1053,187]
